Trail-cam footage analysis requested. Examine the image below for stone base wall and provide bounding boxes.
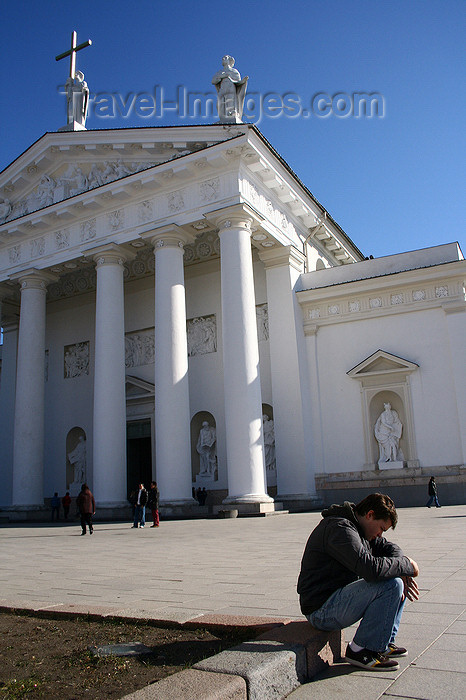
[315,464,466,507]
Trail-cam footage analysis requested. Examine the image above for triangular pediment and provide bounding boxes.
[0,125,242,226]
[125,374,155,401]
[347,350,419,378]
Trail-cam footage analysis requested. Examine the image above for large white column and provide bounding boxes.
[214,207,271,504]
[259,247,318,505]
[11,270,56,506]
[92,245,132,507]
[148,226,195,505]
[0,293,19,506]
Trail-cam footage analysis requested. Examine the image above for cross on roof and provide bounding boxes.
[55,30,92,80]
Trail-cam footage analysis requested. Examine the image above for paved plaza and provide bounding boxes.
[1,505,465,699]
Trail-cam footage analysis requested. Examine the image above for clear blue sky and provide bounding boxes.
[1,0,464,258]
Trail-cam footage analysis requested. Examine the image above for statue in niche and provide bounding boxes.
[212,55,248,123]
[68,436,87,484]
[256,305,269,342]
[197,421,217,476]
[65,70,89,127]
[263,415,276,471]
[374,403,403,464]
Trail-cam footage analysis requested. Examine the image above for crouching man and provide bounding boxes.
[297,493,419,671]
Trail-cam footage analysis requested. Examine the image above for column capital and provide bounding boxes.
[9,268,59,291]
[206,203,261,233]
[258,245,306,272]
[83,243,136,267]
[140,224,195,250]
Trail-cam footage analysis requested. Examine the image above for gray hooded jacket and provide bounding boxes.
[297,502,415,615]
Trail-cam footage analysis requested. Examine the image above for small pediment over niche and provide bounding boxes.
[347,350,418,378]
[125,375,155,402]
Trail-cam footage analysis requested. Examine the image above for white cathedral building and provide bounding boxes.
[0,59,465,519]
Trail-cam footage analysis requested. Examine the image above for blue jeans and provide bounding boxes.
[426,495,440,507]
[307,578,405,653]
[133,505,145,527]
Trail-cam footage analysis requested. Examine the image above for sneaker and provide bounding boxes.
[385,643,407,657]
[140,524,144,528]
[344,644,399,671]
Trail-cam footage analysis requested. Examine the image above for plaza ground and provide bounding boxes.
[1,505,465,699]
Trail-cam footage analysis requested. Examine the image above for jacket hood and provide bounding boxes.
[321,501,358,525]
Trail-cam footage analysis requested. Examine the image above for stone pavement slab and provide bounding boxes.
[382,667,465,700]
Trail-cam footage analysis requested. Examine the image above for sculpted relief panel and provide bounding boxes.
[64,341,90,378]
[187,315,217,357]
[0,161,158,224]
[125,328,155,368]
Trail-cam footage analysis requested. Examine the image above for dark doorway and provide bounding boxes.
[126,421,152,500]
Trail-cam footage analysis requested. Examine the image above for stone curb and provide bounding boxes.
[119,668,247,700]
[194,639,307,700]
[121,623,343,700]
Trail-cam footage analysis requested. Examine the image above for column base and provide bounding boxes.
[215,501,284,516]
[223,494,274,505]
[275,493,323,512]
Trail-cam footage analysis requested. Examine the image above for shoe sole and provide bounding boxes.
[387,650,408,657]
[344,655,399,671]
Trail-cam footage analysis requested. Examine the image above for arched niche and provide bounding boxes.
[347,350,419,469]
[316,258,326,271]
[66,427,87,495]
[191,411,217,484]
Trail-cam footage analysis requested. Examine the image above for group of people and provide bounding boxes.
[50,491,73,521]
[51,484,95,535]
[130,481,160,529]
[195,487,208,505]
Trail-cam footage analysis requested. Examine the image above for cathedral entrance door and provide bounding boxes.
[126,421,152,500]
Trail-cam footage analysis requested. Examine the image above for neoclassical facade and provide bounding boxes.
[0,124,464,518]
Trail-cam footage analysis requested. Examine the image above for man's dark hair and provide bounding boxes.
[355,493,398,529]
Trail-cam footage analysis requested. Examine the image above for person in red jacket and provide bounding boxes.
[61,492,72,519]
[76,484,95,535]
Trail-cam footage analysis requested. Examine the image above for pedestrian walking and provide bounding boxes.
[148,481,160,528]
[76,483,95,535]
[61,492,72,519]
[132,483,148,528]
[51,492,60,521]
[426,476,441,508]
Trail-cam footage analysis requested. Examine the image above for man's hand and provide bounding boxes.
[407,557,419,577]
[402,575,420,602]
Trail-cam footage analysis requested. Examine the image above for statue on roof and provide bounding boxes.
[64,70,89,128]
[212,55,248,123]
